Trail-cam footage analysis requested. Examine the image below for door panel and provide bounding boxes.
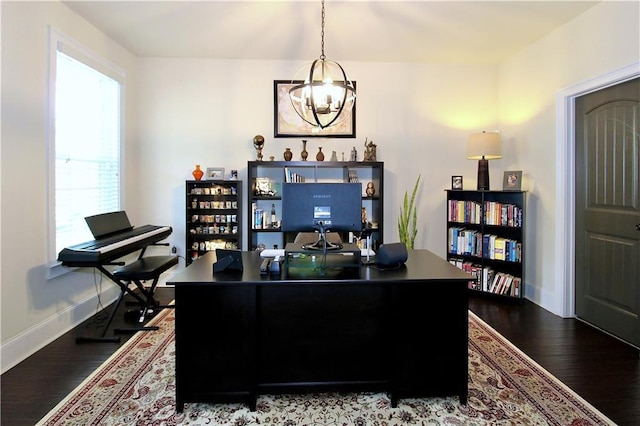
[575,77,640,347]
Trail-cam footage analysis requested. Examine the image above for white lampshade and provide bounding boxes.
[467,131,502,160]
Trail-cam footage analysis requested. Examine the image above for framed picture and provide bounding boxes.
[451,175,463,190]
[503,171,522,190]
[273,80,356,138]
[206,167,225,180]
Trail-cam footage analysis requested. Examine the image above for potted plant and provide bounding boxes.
[398,175,421,249]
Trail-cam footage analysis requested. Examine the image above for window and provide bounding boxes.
[48,29,124,268]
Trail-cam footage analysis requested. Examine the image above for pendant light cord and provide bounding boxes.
[320,0,326,61]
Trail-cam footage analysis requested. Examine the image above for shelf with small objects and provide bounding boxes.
[185,180,242,266]
[248,160,384,253]
[445,189,525,301]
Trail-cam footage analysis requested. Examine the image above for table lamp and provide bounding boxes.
[467,131,502,190]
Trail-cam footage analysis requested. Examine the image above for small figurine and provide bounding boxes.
[350,146,358,162]
[363,138,377,162]
[365,181,375,197]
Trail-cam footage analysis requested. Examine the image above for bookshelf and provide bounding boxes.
[445,190,525,301]
[247,161,384,251]
[185,180,242,266]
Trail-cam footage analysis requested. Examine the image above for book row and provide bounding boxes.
[283,168,362,184]
[448,227,522,262]
[284,167,307,183]
[448,200,523,227]
[450,258,521,297]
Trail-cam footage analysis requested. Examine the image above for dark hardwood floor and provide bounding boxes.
[469,297,640,425]
[2,290,638,425]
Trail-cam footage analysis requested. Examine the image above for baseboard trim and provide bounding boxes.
[1,286,120,374]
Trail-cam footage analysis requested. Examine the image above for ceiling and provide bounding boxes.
[63,0,600,64]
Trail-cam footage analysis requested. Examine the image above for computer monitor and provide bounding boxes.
[281,182,362,250]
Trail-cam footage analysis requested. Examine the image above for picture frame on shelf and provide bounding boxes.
[273,80,356,138]
[451,175,463,190]
[206,167,225,180]
[503,170,522,190]
[254,177,274,196]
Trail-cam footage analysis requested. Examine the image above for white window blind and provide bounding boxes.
[50,34,123,262]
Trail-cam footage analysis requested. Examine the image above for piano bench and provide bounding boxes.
[113,255,178,326]
[114,255,178,282]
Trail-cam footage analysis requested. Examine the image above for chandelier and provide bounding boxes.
[289,0,356,130]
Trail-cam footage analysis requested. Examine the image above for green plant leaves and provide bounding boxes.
[398,175,421,249]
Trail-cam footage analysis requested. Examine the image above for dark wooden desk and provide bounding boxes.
[168,249,470,412]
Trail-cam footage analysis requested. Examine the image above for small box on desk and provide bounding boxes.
[283,243,361,280]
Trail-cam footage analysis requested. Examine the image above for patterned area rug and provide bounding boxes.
[37,308,614,425]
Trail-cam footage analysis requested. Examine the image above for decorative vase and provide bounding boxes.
[284,148,293,161]
[316,147,325,161]
[301,140,308,161]
[192,164,204,181]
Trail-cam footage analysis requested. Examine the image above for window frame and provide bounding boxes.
[46,27,126,278]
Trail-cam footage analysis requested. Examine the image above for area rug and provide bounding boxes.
[37,308,615,426]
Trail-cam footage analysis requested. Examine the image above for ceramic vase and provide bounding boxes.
[284,148,293,161]
[192,164,204,181]
[301,140,308,161]
[316,147,325,161]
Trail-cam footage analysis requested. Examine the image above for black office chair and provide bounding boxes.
[294,231,342,245]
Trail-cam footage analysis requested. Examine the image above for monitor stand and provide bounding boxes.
[301,229,343,251]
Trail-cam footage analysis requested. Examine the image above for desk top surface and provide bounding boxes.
[168,249,471,286]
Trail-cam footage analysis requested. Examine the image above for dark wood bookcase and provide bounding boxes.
[445,189,525,301]
[247,161,384,251]
[185,180,242,266]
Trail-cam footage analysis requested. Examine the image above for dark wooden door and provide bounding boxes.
[575,77,640,347]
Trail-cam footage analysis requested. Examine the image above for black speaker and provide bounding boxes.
[376,242,408,267]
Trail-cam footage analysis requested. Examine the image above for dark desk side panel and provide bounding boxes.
[391,280,468,400]
[175,285,256,402]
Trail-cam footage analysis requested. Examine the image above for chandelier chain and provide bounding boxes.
[320,0,326,60]
[288,0,355,129]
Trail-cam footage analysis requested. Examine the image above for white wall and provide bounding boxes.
[497,1,640,315]
[1,1,138,372]
[135,59,498,261]
[1,0,638,372]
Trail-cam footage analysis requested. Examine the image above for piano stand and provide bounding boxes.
[75,255,178,344]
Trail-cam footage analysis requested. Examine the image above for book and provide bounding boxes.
[500,274,514,295]
[493,237,506,261]
[482,267,495,292]
[489,272,502,293]
[254,208,264,229]
[512,277,521,297]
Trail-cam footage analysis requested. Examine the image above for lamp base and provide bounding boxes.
[477,158,490,190]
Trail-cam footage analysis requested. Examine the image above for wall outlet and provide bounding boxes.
[171,245,177,254]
